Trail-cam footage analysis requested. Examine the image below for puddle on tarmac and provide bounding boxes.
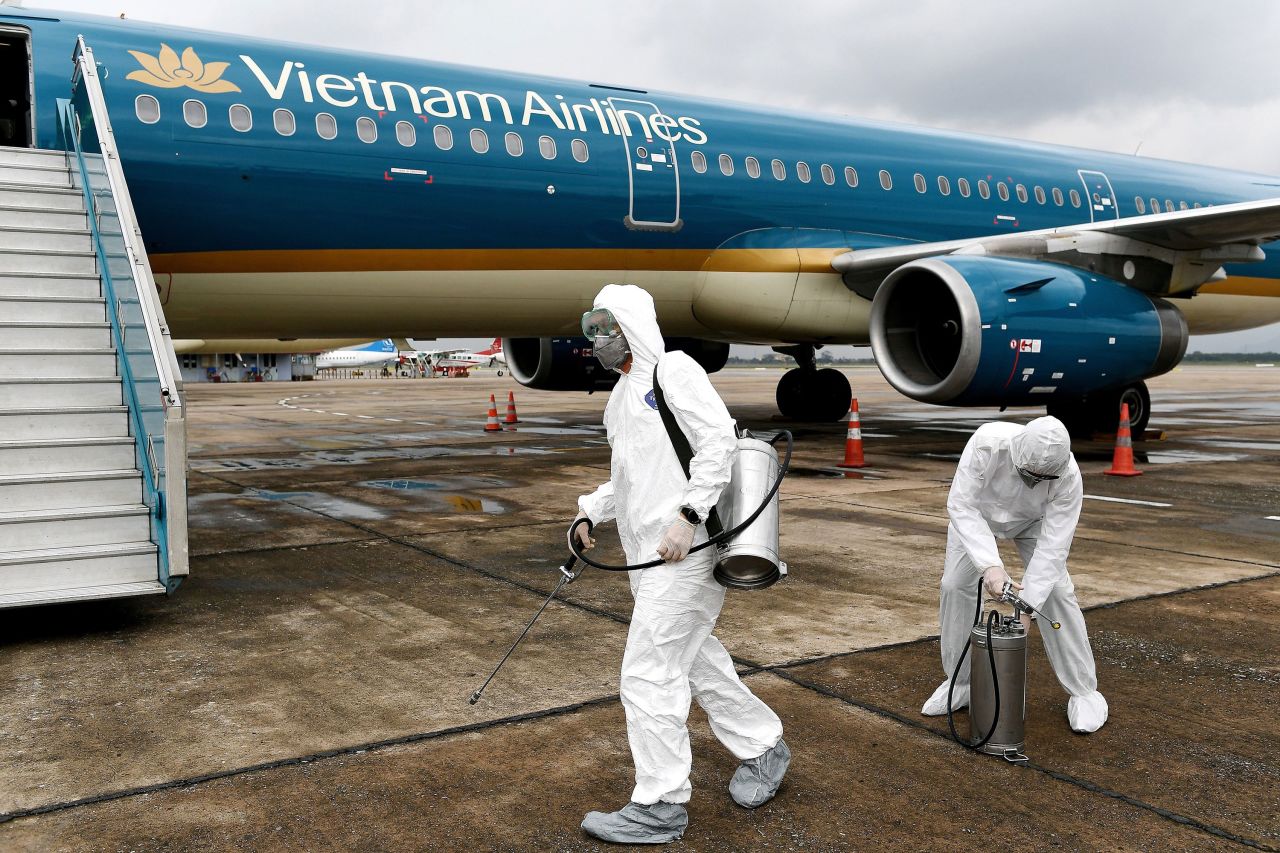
[1139,450,1249,465]
[1188,439,1280,452]
[358,480,507,514]
[188,489,389,523]
[507,426,600,436]
[787,467,884,480]
[191,444,557,472]
[361,476,511,491]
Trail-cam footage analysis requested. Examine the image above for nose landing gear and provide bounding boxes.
[773,344,853,422]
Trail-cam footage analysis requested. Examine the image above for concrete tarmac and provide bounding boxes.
[1,366,1277,851]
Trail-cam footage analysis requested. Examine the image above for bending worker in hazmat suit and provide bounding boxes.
[573,284,789,845]
[922,416,1109,733]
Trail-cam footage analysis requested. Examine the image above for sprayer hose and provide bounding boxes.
[947,581,1003,751]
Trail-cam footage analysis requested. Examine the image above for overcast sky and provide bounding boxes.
[27,0,1280,352]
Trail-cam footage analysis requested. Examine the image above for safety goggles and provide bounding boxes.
[1016,466,1059,485]
[581,308,621,339]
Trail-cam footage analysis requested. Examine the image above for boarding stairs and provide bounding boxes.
[0,39,187,608]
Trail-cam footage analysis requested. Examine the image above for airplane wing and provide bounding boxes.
[832,196,1280,298]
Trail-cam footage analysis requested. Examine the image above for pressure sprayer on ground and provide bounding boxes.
[469,426,793,705]
[948,580,1061,762]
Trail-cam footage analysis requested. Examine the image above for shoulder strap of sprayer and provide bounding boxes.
[653,362,724,538]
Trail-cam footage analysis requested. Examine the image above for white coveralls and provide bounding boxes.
[932,418,1108,733]
[577,284,783,805]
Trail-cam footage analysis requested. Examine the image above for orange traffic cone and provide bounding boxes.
[837,399,866,469]
[484,394,503,432]
[504,390,520,424]
[1104,402,1142,476]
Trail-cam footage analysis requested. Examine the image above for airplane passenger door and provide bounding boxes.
[1078,170,1119,221]
[608,97,682,232]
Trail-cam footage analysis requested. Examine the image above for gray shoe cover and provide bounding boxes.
[580,801,688,844]
[729,738,791,808]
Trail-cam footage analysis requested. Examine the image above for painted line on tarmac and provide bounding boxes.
[1267,516,1280,521]
[1084,494,1173,507]
[0,694,622,827]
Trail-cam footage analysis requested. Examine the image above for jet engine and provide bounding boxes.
[869,256,1187,414]
[504,337,729,392]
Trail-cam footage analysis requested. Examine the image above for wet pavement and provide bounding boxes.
[1,365,1278,851]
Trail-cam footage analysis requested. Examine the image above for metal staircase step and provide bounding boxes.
[0,226,92,252]
[0,321,112,349]
[0,163,72,187]
[0,579,166,608]
[0,405,128,440]
[0,541,159,601]
[0,273,102,298]
[0,184,85,211]
[0,295,106,323]
[0,377,122,407]
[0,206,86,229]
[0,504,151,551]
[0,248,97,275]
[0,147,69,168]
[0,436,135,474]
[0,349,117,377]
[0,469,143,512]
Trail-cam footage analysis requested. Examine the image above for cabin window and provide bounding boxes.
[539,135,556,160]
[1164,199,1174,213]
[229,104,252,132]
[1015,183,1027,203]
[913,173,926,193]
[135,94,161,125]
[820,163,835,185]
[504,131,523,156]
[182,99,206,129]
[357,116,377,143]
[978,179,990,199]
[571,138,589,162]
[434,124,453,150]
[1193,202,1202,209]
[719,153,735,176]
[316,113,337,140]
[771,159,786,181]
[997,182,1010,201]
[957,177,971,197]
[796,161,811,183]
[746,156,761,178]
[1053,187,1064,206]
[470,128,488,153]
[1134,196,1146,214]
[274,109,296,137]
[396,120,416,147]
[1069,189,1082,207]
[879,169,893,191]
[937,175,951,196]
[691,150,706,173]
[844,166,858,187]
[1179,200,1188,210]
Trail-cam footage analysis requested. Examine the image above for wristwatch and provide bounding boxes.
[679,506,701,525]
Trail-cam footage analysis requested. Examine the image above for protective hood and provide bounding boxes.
[1010,416,1072,476]
[591,284,665,380]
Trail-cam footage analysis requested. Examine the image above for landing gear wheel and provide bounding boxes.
[1048,380,1151,439]
[774,368,852,422]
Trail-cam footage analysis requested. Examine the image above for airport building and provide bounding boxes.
[177,352,317,383]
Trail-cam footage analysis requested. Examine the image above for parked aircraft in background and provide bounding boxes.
[315,339,399,371]
[431,339,506,373]
[6,6,1280,433]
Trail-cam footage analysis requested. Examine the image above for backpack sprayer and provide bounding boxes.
[469,427,792,705]
[947,580,1061,763]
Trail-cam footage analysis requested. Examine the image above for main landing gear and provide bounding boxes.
[1047,380,1151,438]
[773,344,852,422]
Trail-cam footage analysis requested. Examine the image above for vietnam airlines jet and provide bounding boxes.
[4,5,1280,434]
[314,338,398,371]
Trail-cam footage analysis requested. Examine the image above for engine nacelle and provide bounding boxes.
[504,337,730,392]
[869,256,1187,406]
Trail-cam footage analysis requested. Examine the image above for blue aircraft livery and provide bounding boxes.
[2,6,1278,428]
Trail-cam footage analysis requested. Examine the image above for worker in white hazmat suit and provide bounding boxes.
[921,416,1109,734]
[574,284,789,845]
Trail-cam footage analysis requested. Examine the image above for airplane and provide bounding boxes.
[4,5,1280,436]
[314,338,399,371]
[430,339,507,374]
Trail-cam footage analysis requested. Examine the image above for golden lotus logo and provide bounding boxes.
[126,44,241,94]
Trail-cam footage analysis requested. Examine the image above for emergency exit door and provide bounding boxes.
[1077,170,1119,221]
[609,97,682,232]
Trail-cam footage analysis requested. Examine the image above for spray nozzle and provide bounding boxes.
[1001,581,1061,630]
